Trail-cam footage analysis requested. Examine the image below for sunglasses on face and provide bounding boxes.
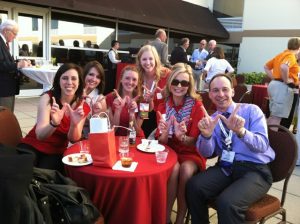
[171,79,189,87]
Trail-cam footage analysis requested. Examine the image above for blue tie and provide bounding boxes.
[219,112,233,176]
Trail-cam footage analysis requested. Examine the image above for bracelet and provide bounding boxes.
[50,120,60,128]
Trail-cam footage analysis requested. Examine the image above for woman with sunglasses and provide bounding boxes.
[156,63,206,224]
[106,65,144,136]
[82,61,107,138]
[136,45,171,138]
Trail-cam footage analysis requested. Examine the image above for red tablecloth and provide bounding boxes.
[252,84,268,108]
[115,63,135,88]
[64,137,177,224]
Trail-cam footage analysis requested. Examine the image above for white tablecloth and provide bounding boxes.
[21,66,58,92]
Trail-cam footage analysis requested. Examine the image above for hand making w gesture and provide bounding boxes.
[219,104,245,135]
[198,106,221,138]
[157,111,173,135]
[67,99,86,125]
[50,97,68,126]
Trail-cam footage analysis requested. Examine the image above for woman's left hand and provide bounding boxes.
[174,118,187,140]
[67,100,85,125]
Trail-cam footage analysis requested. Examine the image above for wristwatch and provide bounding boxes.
[237,128,246,138]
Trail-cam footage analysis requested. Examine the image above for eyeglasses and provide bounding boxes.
[9,30,18,36]
[171,79,189,87]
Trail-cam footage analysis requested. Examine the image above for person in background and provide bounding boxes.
[156,63,206,224]
[82,60,107,138]
[136,45,171,138]
[186,74,275,224]
[170,37,201,69]
[106,65,144,137]
[0,19,31,112]
[204,39,217,61]
[150,28,170,67]
[203,46,235,89]
[190,39,208,91]
[68,40,83,65]
[264,37,300,128]
[18,63,90,173]
[19,43,30,56]
[106,40,121,93]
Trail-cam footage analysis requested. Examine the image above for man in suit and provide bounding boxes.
[0,19,30,112]
[170,37,200,69]
[150,29,170,67]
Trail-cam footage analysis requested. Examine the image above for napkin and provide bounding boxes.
[112,160,138,172]
[140,139,159,151]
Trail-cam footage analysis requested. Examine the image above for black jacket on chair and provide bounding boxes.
[0,37,20,97]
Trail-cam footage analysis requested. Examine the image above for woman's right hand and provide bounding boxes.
[50,97,67,125]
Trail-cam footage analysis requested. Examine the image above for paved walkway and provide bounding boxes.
[15,96,300,224]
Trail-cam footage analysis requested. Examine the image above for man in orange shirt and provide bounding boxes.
[264,37,300,128]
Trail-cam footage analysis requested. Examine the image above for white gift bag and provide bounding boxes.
[89,112,111,133]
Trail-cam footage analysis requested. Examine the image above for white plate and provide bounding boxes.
[137,143,165,153]
[62,153,93,166]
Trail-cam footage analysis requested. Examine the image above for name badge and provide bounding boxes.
[156,92,163,99]
[221,150,235,163]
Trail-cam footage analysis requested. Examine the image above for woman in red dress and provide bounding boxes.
[156,63,206,224]
[106,65,144,136]
[19,63,89,173]
[136,45,171,137]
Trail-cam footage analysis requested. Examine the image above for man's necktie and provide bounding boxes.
[219,112,233,176]
[6,42,10,51]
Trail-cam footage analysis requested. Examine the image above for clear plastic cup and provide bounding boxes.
[79,140,90,154]
[118,136,129,153]
[120,152,134,168]
[155,149,169,163]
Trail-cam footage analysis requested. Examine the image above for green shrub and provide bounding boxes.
[240,72,267,85]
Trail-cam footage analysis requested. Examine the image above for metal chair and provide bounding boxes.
[0,106,22,147]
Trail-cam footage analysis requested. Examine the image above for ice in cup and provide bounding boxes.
[120,152,134,168]
[155,149,169,163]
[118,136,129,153]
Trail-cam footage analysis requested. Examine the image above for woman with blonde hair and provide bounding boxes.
[136,44,171,137]
[156,63,206,224]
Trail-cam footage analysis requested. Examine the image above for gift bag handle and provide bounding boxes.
[91,112,112,130]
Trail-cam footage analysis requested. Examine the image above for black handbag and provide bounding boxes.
[31,167,101,224]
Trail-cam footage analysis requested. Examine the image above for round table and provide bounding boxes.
[251,84,268,108]
[21,66,58,92]
[64,138,177,224]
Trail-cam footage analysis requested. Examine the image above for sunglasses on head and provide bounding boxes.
[171,79,189,87]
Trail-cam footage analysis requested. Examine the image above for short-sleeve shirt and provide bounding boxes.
[155,98,206,171]
[265,50,299,85]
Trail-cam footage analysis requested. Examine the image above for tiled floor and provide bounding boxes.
[15,96,300,224]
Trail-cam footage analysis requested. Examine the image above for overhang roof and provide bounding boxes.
[14,0,229,39]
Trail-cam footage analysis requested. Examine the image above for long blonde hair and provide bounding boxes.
[165,63,200,100]
[136,45,163,83]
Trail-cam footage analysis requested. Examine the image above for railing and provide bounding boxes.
[217,17,243,32]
